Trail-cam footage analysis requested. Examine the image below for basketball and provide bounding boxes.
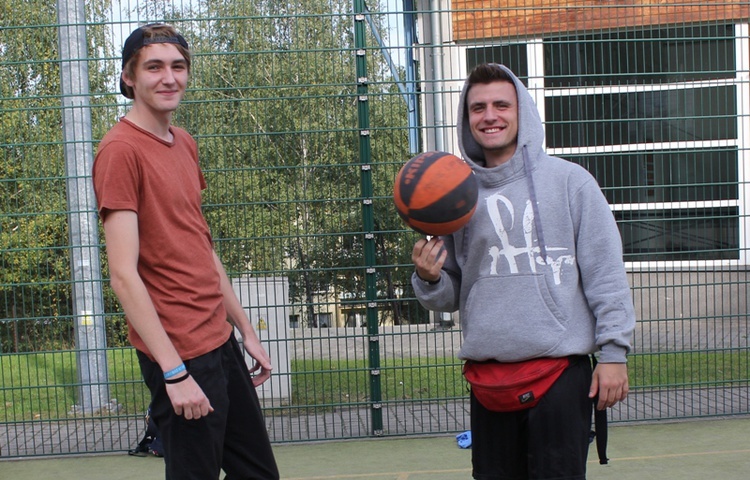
[393,151,478,236]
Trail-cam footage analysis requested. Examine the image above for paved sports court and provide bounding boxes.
[2,416,749,479]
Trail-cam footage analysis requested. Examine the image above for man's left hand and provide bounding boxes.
[242,336,273,387]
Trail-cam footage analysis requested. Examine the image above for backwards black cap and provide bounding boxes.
[120,23,189,98]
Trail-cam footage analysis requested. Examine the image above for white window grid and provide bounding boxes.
[527,24,750,268]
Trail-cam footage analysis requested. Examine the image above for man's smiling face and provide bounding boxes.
[122,42,189,117]
[467,80,519,167]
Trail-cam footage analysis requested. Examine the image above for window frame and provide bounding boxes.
[460,23,750,268]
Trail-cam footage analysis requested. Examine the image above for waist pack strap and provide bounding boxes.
[591,355,609,465]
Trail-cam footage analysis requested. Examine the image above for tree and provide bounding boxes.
[1,0,427,351]
[0,0,117,352]
[169,0,417,326]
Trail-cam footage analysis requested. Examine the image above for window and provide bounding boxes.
[466,44,529,86]
[465,23,749,265]
[344,310,366,327]
[315,312,332,328]
[543,25,737,87]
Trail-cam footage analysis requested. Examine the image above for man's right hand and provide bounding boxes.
[412,237,447,283]
[166,375,214,420]
[104,210,214,420]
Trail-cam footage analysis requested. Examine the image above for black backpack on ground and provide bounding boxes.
[128,406,163,458]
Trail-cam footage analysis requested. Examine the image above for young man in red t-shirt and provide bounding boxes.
[93,23,279,479]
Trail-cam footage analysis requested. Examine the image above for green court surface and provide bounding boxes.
[2,417,749,479]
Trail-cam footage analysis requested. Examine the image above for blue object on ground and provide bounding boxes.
[456,430,472,449]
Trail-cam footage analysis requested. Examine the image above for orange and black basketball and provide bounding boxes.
[393,151,478,236]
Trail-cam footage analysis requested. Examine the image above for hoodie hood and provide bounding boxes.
[457,64,550,260]
[457,64,546,184]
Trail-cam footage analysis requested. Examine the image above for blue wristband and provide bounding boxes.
[164,363,186,379]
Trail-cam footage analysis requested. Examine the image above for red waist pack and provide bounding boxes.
[463,357,570,412]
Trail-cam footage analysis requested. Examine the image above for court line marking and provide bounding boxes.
[594,448,750,462]
[284,468,470,479]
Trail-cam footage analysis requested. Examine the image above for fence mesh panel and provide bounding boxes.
[1,0,748,457]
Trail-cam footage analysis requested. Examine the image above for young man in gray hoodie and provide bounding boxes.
[411,63,635,479]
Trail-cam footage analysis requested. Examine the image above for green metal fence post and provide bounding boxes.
[353,0,383,436]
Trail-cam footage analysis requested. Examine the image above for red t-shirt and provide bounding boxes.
[92,118,231,360]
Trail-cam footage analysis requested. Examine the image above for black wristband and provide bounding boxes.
[164,373,190,384]
[416,272,440,285]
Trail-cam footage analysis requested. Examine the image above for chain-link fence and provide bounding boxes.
[1,0,748,457]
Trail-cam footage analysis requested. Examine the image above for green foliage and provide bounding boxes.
[2,1,423,355]
[162,0,416,325]
[1,0,117,352]
[1,4,72,352]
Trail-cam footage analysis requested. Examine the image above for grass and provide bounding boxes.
[290,351,750,407]
[290,357,467,406]
[2,349,748,421]
[628,351,750,387]
[0,348,149,422]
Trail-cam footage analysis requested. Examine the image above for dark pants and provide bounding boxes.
[138,335,280,480]
[470,355,593,480]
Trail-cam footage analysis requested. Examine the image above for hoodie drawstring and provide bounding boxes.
[523,147,548,263]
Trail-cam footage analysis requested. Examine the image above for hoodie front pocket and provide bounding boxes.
[462,274,566,361]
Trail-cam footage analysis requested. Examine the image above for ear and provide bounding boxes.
[121,70,134,88]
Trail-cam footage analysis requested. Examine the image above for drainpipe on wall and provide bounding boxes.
[430,0,445,152]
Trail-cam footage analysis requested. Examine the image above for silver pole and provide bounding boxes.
[430,0,445,152]
[57,0,109,413]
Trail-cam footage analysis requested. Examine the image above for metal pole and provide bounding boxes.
[430,0,445,152]
[403,0,420,154]
[354,0,384,436]
[57,0,109,413]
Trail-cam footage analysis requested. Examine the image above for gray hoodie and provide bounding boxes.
[412,65,635,364]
